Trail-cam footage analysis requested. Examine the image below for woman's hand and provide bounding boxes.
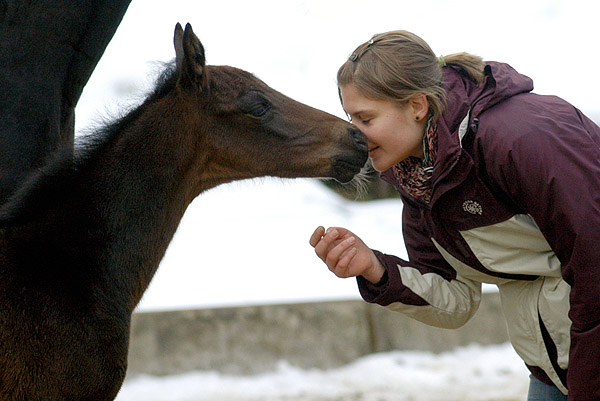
[309,226,385,284]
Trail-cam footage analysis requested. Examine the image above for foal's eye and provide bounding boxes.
[247,102,271,118]
[241,91,272,118]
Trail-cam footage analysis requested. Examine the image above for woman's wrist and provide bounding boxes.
[362,257,386,284]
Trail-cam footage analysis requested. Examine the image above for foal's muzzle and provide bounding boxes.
[331,127,368,183]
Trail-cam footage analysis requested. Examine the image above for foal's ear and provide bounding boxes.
[174,23,207,91]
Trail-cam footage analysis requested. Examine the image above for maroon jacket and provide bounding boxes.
[358,62,600,399]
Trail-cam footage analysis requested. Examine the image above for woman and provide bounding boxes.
[309,30,600,401]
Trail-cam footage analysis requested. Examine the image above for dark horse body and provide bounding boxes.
[0,24,367,400]
[0,0,132,204]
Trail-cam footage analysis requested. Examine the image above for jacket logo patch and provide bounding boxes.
[462,200,483,215]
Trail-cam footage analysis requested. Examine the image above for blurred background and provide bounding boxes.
[73,1,598,399]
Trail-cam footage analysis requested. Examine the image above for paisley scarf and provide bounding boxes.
[391,117,438,204]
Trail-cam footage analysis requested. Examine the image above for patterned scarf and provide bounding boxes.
[392,117,438,204]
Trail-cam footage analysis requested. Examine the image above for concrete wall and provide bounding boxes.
[127,292,508,377]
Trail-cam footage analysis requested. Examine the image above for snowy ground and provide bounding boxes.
[116,343,530,401]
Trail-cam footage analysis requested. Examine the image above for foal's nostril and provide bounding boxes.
[349,127,367,149]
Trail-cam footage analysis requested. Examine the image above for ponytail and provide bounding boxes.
[442,52,485,86]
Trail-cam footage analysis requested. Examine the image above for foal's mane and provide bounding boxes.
[77,61,180,162]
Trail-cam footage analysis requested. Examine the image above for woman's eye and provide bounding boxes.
[354,114,372,125]
[348,116,371,125]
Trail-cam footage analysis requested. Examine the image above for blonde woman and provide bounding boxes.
[310,31,600,401]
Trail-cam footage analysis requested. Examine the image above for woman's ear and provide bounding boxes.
[409,94,429,122]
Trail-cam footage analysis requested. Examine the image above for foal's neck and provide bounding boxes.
[83,97,203,311]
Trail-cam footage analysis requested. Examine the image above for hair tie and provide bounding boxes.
[438,55,447,67]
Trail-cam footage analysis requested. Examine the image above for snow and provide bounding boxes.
[135,178,408,311]
[116,343,530,401]
[70,1,597,398]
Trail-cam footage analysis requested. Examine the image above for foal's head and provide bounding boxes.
[167,23,368,190]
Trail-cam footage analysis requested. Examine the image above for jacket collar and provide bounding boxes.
[382,62,534,207]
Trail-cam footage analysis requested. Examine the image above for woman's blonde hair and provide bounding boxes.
[338,30,485,123]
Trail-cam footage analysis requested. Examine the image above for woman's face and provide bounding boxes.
[339,84,428,172]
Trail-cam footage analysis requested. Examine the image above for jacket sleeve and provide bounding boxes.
[357,196,482,329]
[479,96,600,399]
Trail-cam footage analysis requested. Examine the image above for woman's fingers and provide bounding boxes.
[310,226,362,277]
[312,228,338,257]
[309,226,383,282]
[309,226,326,247]
[325,235,355,269]
[328,237,359,277]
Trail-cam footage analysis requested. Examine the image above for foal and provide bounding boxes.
[0,23,367,400]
